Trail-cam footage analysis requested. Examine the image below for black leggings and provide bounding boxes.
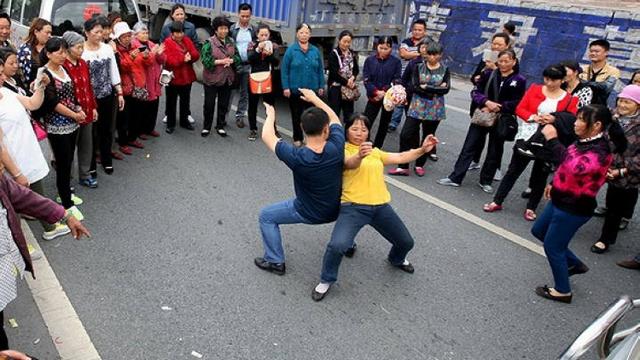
[248,92,275,131]
[327,85,354,122]
[398,117,440,169]
[93,95,114,168]
[598,186,639,245]
[288,93,311,142]
[493,150,550,211]
[48,130,78,209]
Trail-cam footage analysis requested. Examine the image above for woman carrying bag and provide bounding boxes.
[327,30,360,122]
[247,24,279,141]
[438,49,526,192]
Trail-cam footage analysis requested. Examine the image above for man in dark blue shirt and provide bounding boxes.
[255,89,344,275]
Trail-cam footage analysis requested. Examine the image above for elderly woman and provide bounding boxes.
[281,23,325,147]
[17,18,52,87]
[327,30,359,122]
[113,22,153,152]
[0,138,89,350]
[163,21,199,134]
[311,114,439,301]
[62,31,98,189]
[200,16,240,137]
[132,22,165,138]
[82,16,123,174]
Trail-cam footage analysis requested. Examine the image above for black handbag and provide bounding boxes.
[497,113,518,141]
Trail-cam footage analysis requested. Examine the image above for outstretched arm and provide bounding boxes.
[299,88,341,126]
[261,102,280,152]
[383,135,439,165]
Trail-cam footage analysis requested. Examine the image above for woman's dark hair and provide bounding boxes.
[107,11,121,26]
[84,15,107,32]
[375,36,394,49]
[170,4,185,19]
[542,64,566,80]
[492,32,510,46]
[39,37,68,65]
[497,49,517,60]
[345,113,372,136]
[425,41,443,55]
[560,60,582,74]
[296,23,311,33]
[0,12,10,25]
[170,21,185,33]
[211,16,231,32]
[0,57,4,66]
[24,18,52,48]
[578,104,627,154]
[629,70,640,85]
[503,21,516,35]
[257,24,270,33]
[0,46,17,62]
[337,30,353,42]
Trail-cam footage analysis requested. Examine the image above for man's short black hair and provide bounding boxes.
[300,107,329,136]
[412,19,427,30]
[238,3,252,12]
[589,39,610,51]
[0,12,10,24]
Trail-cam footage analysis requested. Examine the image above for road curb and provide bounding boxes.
[20,221,101,360]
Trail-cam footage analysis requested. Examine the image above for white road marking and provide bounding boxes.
[245,103,545,257]
[21,221,101,360]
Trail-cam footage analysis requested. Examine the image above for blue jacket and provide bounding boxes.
[160,21,200,48]
[280,42,325,93]
[362,54,401,99]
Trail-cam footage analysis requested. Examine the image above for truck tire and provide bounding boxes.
[193,27,210,83]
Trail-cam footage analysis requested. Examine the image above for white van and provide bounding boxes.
[0,0,140,43]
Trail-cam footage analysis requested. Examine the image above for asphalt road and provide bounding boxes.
[11,80,640,359]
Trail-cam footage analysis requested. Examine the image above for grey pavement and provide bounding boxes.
[7,80,640,359]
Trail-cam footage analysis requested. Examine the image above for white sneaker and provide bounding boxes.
[162,116,167,124]
[42,223,70,241]
[493,169,503,181]
[188,115,195,124]
[468,162,481,171]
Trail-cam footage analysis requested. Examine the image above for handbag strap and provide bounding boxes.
[484,70,497,100]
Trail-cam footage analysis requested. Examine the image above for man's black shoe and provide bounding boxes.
[344,244,357,258]
[390,260,415,274]
[254,257,285,275]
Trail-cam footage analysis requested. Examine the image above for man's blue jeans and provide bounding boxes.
[531,203,590,293]
[320,203,414,283]
[389,106,405,129]
[259,199,312,264]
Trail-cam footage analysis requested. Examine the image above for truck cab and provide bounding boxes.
[0,0,140,42]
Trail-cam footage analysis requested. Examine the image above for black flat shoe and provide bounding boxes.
[103,166,114,175]
[344,244,357,258]
[201,129,210,137]
[590,242,609,254]
[165,127,175,134]
[568,263,589,277]
[311,285,331,302]
[216,128,228,137]
[180,124,195,131]
[254,257,285,275]
[535,285,572,303]
[390,260,414,274]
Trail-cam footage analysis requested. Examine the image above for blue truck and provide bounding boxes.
[137,0,409,55]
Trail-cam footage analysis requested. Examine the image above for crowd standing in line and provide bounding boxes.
[0,3,637,353]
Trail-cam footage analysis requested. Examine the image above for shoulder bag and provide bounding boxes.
[470,70,498,127]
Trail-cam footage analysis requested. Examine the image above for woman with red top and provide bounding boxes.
[484,65,578,221]
[113,22,153,153]
[62,31,99,189]
[163,21,199,134]
[532,105,626,303]
[132,22,165,139]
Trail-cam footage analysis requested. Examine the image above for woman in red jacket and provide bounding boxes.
[484,64,578,220]
[163,21,199,134]
[113,22,153,153]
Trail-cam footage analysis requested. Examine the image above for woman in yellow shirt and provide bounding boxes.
[312,114,438,301]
